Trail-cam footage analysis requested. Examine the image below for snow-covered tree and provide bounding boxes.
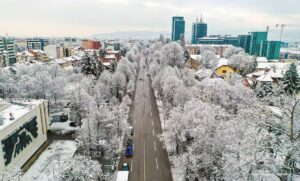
[223,46,244,58]
[283,63,300,96]
[55,155,103,181]
[160,42,184,68]
[200,50,218,69]
[256,83,274,99]
[228,52,256,75]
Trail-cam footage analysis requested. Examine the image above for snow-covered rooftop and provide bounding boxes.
[195,69,213,80]
[257,62,290,70]
[105,54,116,59]
[216,58,229,68]
[186,44,233,48]
[256,57,268,62]
[256,73,274,82]
[248,69,285,82]
[0,99,42,131]
[190,55,202,61]
[107,50,120,54]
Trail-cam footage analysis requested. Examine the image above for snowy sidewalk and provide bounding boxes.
[22,140,77,181]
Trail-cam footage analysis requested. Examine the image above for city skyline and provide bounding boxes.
[0,0,300,42]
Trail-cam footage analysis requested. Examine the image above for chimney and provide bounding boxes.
[9,112,14,120]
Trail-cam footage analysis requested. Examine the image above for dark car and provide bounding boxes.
[126,145,133,157]
[127,138,133,146]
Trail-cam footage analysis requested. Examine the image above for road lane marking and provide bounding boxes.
[152,130,155,136]
[134,119,136,125]
[133,143,134,150]
[131,160,133,172]
[144,135,146,181]
[156,157,158,170]
[151,119,153,126]
[151,111,152,116]
[154,141,156,151]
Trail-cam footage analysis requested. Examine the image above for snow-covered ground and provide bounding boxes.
[22,140,77,181]
[49,120,79,135]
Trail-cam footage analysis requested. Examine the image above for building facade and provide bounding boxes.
[238,35,251,53]
[172,16,185,41]
[81,40,101,50]
[0,99,49,172]
[191,16,207,44]
[260,41,281,60]
[197,36,238,46]
[249,32,268,56]
[186,44,232,57]
[26,39,50,51]
[0,37,17,65]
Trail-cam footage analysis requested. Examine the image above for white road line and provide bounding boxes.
[133,143,134,150]
[134,119,136,125]
[151,119,153,126]
[152,129,155,136]
[151,111,152,116]
[131,160,133,172]
[154,141,156,151]
[144,137,146,181]
[156,157,158,170]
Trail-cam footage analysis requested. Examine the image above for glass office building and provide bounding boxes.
[172,16,185,41]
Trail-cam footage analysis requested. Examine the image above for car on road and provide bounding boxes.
[121,163,129,171]
[126,145,133,157]
[128,126,134,136]
[127,138,133,146]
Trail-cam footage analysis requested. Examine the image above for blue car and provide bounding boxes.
[126,145,133,157]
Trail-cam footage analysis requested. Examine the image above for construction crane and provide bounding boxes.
[275,24,287,42]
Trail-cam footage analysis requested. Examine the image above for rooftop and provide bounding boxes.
[0,99,43,131]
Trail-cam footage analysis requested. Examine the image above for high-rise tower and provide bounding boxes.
[191,14,208,44]
[171,16,185,42]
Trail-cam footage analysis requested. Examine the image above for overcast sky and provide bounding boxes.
[0,0,299,41]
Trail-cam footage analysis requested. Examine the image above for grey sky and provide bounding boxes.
[0,0,299,41]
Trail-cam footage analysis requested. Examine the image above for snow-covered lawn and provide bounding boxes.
[49,120,79,135]
[22,140,77,181]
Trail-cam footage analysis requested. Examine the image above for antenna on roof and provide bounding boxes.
[200,14,203,23]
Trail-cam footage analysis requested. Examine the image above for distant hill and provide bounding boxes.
[90,31,171,40]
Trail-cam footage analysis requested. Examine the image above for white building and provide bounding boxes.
[0,99,49,172]
[44,45,58,59]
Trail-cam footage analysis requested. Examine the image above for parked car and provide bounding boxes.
[128,127,134,136]
[121,163,129,171]
[126,145,133,157]
[127,138,133,146]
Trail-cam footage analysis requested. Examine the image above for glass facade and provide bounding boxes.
[238,35,251,53]
[249,32,268,56]
[260,41,281,60]
[197,36,238,46]
[191,22,207,44]
[26,38,50,50]
[172,16,185,41]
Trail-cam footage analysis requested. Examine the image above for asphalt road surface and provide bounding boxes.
[119,51,172,181]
